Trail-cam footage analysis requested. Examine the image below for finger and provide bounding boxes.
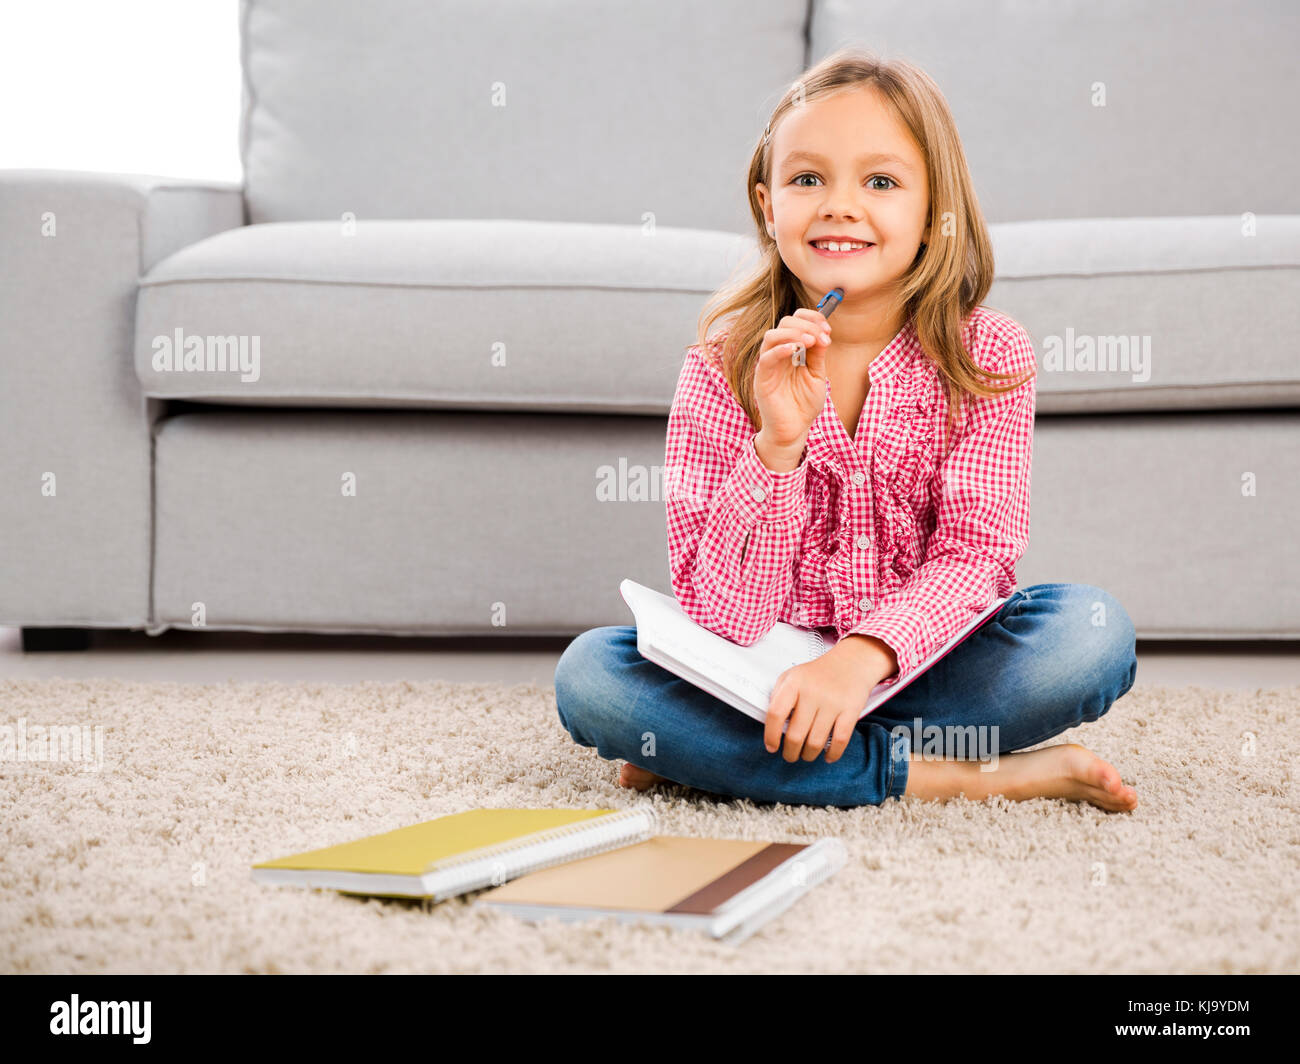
[792,308,833,342]
[784,334,824,370]
[764,676,796,753]
[789,335,829,371]
[762,330,818,363]
[825,710,858,763]
[788,339,808,369]
[782,699,816,762]
[801,707,835,762]
[780,317,824,347]
[787,326,821,354]
[792,308,832,329]
[805,340,827,378]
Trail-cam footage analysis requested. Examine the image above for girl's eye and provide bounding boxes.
[791,173,897,190]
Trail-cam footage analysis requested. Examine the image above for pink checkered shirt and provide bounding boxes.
[664,305,1037,686]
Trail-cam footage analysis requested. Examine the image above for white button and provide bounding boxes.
[858,596,872,612]
[750,485,767,502]
[856,534,871,549]
[851,471,866,486]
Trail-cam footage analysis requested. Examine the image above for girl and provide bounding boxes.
[554,49,1138,812]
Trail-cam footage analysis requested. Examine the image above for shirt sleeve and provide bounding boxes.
[846,323,1037,683]
[665,341,810,645]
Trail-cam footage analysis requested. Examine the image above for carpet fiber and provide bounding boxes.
[2,676,1296,973]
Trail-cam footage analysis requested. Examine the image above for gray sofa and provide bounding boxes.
[2,0,1297,645]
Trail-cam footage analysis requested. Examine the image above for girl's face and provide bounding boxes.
[755,86,931,309]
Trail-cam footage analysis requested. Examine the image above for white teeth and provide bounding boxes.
[813,240,870,251]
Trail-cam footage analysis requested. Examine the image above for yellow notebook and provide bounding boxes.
[251,807,657,899]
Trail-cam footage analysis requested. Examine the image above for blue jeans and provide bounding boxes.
[553,583,1138,808]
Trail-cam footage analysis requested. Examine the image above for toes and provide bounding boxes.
[1071,748,1125,795]
[1090,759,1121,793]
[1079,784,1123,809]
[619,762,662,790]
[1083,783,1137,811]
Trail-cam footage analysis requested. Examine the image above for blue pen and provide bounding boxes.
[816,287,845,316]
[790,287,844,365]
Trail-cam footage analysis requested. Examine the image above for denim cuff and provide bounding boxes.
[885,723,911,800]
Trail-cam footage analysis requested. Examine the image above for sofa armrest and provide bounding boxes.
[0,170,245,628]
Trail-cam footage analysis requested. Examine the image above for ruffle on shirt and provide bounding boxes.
[791,463,839,626]
[872,372,941,588]
[790,365,945,628]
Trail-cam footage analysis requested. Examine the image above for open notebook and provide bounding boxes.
[620,579,1009,727]
[251,807,657,899]
[477,835,847,945]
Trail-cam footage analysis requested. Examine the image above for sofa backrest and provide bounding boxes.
[239,0,1297,229]
[237,0,808,229]
[810,0,1298,223]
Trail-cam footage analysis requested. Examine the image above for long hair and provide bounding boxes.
[696,47,1034,459]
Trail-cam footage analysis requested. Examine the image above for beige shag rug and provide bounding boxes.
[1,676,1297,974]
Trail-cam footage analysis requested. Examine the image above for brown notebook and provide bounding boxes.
[476,834,847,944]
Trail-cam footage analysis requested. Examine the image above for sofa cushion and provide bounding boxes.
[987,214,1300,412]
[135,219,756,411]
[238,0,808,230]
[135,215,1300,413]
[149,406,1300,637]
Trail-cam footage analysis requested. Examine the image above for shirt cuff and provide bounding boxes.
[723,433,808,524]
[847,607,931,684]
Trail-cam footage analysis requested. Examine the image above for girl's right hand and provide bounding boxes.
[754,309,833,451]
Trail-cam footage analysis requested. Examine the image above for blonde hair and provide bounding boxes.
[696,47,1034,460]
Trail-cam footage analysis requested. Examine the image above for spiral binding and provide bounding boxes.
[804,627,828,656]
[799,624,837,659]
[421,807,660,900]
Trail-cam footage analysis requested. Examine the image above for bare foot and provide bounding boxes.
[905,742,1138,812]
[618,762,667,791]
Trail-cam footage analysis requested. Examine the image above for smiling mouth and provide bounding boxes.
[809,241,875,256]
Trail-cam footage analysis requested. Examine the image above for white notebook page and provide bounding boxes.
[620,579,1008,725]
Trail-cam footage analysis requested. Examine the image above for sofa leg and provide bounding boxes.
[21,627,92,652]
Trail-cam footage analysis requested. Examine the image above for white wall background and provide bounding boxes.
[0,0,242,180]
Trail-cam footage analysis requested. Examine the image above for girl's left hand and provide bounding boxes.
[763,651,883,763]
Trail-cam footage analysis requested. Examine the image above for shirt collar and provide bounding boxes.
[867,313,920,384]
[803,315,919,472]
